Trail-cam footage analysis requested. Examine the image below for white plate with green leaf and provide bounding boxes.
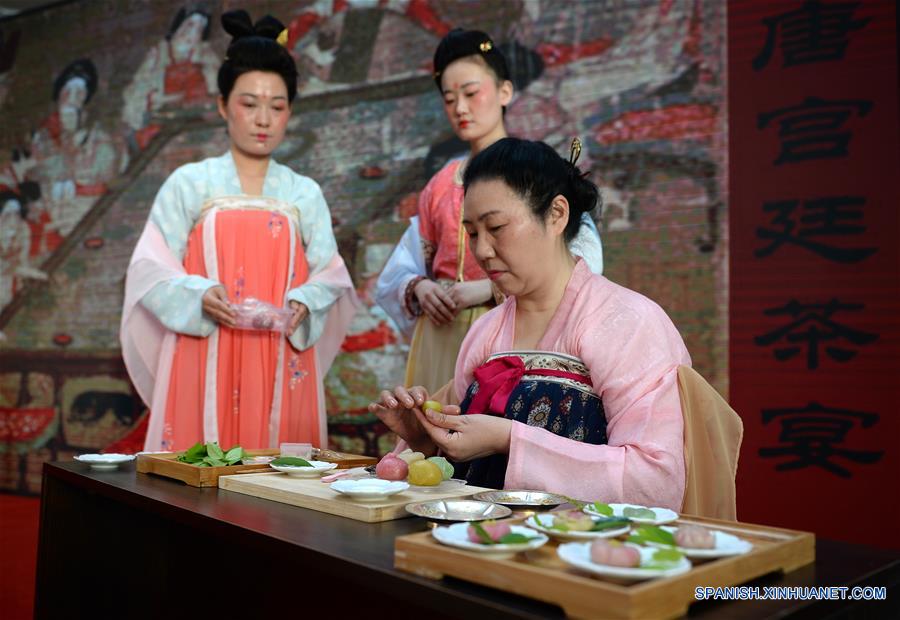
[557,542,691,581]
[525,514,631,540]
[270,459,337,478]
[432,523,548,557]
[655,525,753,558]
[583,502,678,525]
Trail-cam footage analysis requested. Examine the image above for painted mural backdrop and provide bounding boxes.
[0,0,726,495]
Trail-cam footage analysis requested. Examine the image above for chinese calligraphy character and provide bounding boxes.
[759,401,883,477]
[754,298,878,369]
[757,96,872,164]
[755,195,877,263]
[753,0,871,70]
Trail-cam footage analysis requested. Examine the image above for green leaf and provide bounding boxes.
[642,548,684,570]
[533,515,546,529]
[498,533,539,544]
[225,446,243,464]
[207,442,225,461]
[271,456,312,467]
[202,456,226,467]
[592,502,614,517]
[629,525,676,546]
[590,517,631,532]
[623,506,657,520]
[471,522,495,545]
[186,441,205,456]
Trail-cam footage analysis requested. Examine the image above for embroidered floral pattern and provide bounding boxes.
[268,213,283,238]
[288,353,308,390]
[234,265,245,301]
[526,396,552,427]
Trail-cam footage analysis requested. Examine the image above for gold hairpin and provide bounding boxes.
[479,40,492,52]
[276,28,288,47]
[569,137,582,165]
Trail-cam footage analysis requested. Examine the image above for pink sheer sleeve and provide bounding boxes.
[504,293,691,510]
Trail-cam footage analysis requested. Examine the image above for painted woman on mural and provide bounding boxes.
[121,7,220,151]
[0,190,47,314]
[121,10,357,452]
[374,29,603,391]
[30,58,122,239]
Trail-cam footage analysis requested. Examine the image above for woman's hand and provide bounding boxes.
[367,385,441,455]
[414,279,456,326]
[288,300,309,334]
[202,285,236,327]
[447,279,492,309]
[413,409,512,462]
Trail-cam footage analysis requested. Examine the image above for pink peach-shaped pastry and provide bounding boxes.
[374,453,408,481]
[590,539,641,567]
[467,520,512,543]
[674,524,716,549]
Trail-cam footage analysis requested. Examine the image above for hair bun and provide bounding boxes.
[253,15,285,40]
[221,10,285,43]
[221,10,254,40]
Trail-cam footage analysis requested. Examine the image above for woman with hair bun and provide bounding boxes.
[122,10,356,452]
[370,138,693,509]
[375,28,603,394]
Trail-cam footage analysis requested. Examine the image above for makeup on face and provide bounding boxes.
[219,71,291,158]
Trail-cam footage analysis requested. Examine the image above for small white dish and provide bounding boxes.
[431,522,548,558]
[524,514,631,541]
[654,525,754,558]
[74,453,135,471]
[407,478,467,494]
[269,460,337,478]
[557,542,692,581]
[330,478,409,501]
[583,502,679,525]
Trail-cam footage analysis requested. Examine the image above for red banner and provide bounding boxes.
[729,1,899,548]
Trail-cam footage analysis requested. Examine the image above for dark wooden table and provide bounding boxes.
[36,462,899,619]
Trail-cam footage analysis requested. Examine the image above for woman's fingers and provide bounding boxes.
[422,407,464,430]
[379,389,399,408]
[392,385,416,408]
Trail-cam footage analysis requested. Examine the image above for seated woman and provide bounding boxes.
[368,137,691,510]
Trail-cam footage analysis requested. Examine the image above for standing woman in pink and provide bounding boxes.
[378,29,603,394]
[121,10,356,452]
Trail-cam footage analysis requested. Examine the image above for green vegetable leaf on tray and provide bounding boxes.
[591,502,614,517]
[642,548,684,570]
[271,456,313,467]
[498,533,539,544]
[623,506,657,519]
[590,517,631,531]
[627,525,676,547]
[175,442,244,467]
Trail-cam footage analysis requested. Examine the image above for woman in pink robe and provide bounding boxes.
[369,137,691,509]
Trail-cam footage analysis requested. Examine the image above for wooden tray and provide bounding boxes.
[136,449,377,487]
[219,473,491,522]
[394,514,815,619]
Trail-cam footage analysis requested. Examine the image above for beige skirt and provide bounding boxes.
[404,306,490,394]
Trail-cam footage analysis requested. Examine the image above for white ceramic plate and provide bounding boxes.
[74,453,135,471]
[557,542,691,581]
[583,502,679,525]
[524,515,631,541]
[431,523,548,557]
[407,478,467,494]
[270,460,337,477]
[330,478,409,501]
[655,525,753,558]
